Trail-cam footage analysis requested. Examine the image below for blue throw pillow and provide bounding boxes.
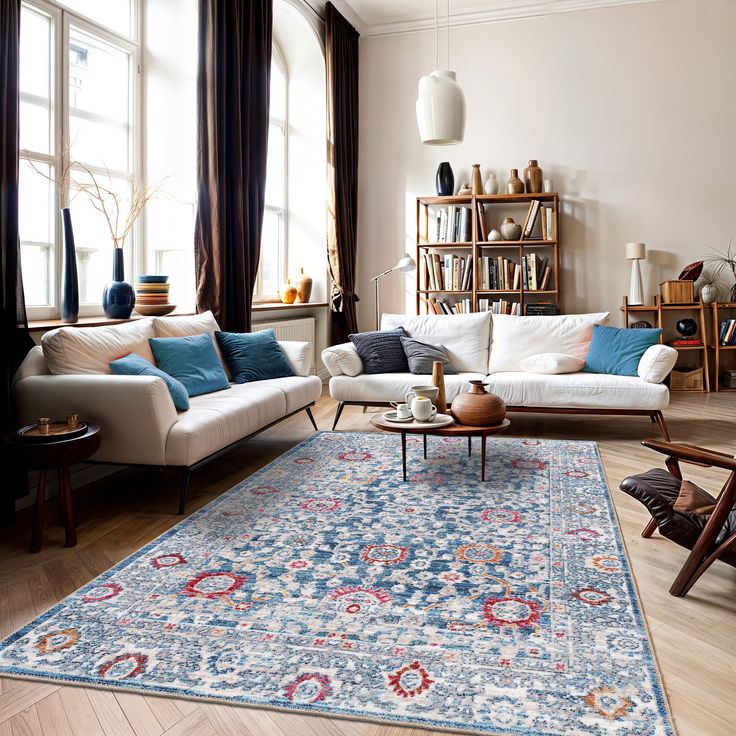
[215,329,294,383]
[583,324,662,376]
[109,352,190,411]
[149,333,230,397]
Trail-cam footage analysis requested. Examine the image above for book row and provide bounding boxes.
[719,319,736,345]
[429,199,556,243]
[422,297,556,316]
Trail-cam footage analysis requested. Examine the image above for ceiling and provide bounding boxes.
[333,0,668,36]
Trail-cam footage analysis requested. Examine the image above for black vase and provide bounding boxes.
[60,208,79,323]
[102,248,135,319]
[436,162,454,196]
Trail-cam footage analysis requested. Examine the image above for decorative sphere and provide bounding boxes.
[488,229,502,241]
[676,318,698,337]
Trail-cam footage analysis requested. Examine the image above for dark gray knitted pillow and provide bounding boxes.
[349,327,409,374]
[400,337,458,375]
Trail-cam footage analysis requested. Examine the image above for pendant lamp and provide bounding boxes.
[416,0,466,145]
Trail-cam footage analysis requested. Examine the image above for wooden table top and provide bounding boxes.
[370,415,511,436]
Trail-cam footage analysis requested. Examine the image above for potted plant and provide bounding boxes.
[706,238,736,304]
[695,269,725,304]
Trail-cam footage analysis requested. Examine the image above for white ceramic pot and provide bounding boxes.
[484,174,498,194]
[410,397,437,422]
[700,283,718,304]
[488,229,502,241]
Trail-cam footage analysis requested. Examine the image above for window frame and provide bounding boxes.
[20,0,141,320]
[254,43,288,304]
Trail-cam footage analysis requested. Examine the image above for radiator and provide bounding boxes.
[253,316,315,344]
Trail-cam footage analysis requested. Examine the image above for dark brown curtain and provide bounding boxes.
[326,2,359,344]
[194,0,273,333]
[1,0,34,524]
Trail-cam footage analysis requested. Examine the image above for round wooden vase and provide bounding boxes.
[280,279,297,304]
[296,268,312,303]
[451,380,506,427]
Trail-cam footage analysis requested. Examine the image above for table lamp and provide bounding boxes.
[625,242,646,306]
[371,253,416,329]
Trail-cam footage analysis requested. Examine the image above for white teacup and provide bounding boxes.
[410,396,437,422]
[390,401,412,419]
[405,385,439,405]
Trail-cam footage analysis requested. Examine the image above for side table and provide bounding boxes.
[370,415,511,481]
[6,423,101,552]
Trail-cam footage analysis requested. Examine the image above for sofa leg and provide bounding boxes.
[641,518,658,538]
[178,471,191,515]
[305,406,318,431]
[652,411,671,442]
[332,402,346,431]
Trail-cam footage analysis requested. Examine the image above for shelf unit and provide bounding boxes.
[620,295,710,392]
[415,193,560,315]
[710,302,736,391]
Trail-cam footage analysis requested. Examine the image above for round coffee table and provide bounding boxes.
[6,423,102,552]
[370,415,510,481]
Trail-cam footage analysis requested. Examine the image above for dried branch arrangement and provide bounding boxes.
[22,149,164,249]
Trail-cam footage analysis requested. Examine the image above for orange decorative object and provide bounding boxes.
[280,279,297,304]
[450,380,506,426]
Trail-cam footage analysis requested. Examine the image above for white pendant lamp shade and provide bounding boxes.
[416,70,466,145]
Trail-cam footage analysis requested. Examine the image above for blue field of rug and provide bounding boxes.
[0,432,673,735]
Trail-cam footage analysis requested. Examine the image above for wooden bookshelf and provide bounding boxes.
[710,302,736,391]
[620,295,710,392]
[415,193,560,316]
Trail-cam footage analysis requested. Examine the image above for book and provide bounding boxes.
[458,207,472,242]
[476,201,488,241]
[525,302,560,316]
[540,207,547,240]
[672,339,702,346]
[522,199,541,240]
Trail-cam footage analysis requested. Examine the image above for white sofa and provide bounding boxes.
[321,312,678,438]
[14,312,322,512]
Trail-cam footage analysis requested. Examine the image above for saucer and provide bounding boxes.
[382,411,414,423]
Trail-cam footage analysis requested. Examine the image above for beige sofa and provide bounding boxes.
[14,312,322,512]
[322,312,678,437]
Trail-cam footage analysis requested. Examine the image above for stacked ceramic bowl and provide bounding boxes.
[134,275,176,316]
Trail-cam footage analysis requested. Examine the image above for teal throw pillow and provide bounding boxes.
[583,324,662,376]
[149,333,230,396]
[215,329,294,383]
[109,352,190,411]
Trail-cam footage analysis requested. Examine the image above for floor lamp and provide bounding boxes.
[371,254,417,330]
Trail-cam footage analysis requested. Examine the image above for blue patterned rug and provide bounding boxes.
[0,432,673,735]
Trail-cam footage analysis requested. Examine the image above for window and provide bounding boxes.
[19,0,138,319]
[255,49,287,301]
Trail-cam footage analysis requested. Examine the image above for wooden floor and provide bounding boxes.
[1,390,735,736]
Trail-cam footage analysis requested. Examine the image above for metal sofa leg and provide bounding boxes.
[178,470,191,515]
[332,401,346,431]
[305,406,318,431]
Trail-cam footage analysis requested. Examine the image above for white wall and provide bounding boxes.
[357,0,736,330]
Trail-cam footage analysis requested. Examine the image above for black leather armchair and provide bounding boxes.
[619,440,736,596]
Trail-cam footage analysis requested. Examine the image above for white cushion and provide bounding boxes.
[519,353,585,375]
[638,344,678,384]
[42,319,156,375]
[489,312,609,374]
[279,341,313,377]
[329,372,484,403]
[255,375,322,414]
[484,371,669,410]
[380,312,491,373]
[321,342,363,377]
[165,382,287,466]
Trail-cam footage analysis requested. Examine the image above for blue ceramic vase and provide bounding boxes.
[60,208,79,323]
[102,248,135,319]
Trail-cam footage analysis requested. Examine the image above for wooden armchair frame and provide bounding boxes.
[639,439,736,596]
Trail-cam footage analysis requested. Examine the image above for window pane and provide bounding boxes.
[260,210,281,297]
[270,58,286,121]
[69,26,131,172]
[21,244,52,306]
[57,0,133,38]
[19,159,55,307]
[265,123,284,208]
[20,5,52,155]
[69,170,132,303]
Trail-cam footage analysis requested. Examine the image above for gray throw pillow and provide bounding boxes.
[349,327,409,374]
[400,336,458,375]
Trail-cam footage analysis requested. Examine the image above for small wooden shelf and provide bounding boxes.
[418,242,472,248]
[417,289,472,294]
[477,240,558,247]
[621,294,710,392]
[710,302,736,391]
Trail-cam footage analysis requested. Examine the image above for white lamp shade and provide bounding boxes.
[396,253,416,272]
[416,70,466,145]
[625,242,646,260]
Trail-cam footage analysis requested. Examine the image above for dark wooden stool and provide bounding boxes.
[7,423,101,552]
